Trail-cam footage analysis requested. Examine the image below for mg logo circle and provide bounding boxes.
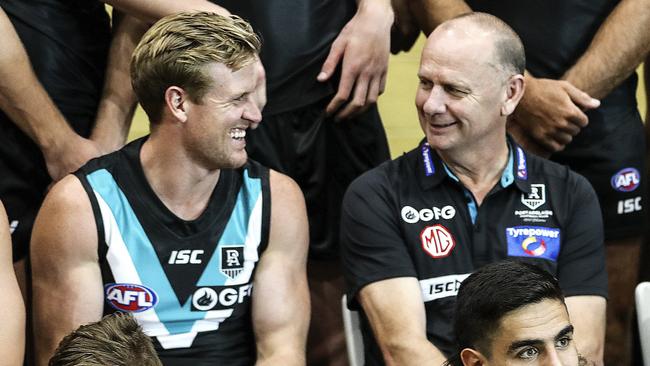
[420,224,456,258]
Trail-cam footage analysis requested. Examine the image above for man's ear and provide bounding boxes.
[501,73,525,117]
[460,348,488,366]
[164,86,189,123]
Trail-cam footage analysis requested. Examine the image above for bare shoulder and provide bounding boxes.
[267,170,308,255]
[269,170,304,205]
[31,174,97,260]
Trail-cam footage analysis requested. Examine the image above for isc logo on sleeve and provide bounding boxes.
[506,226,560,261]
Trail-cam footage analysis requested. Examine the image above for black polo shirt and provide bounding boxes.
[341,138,607,363]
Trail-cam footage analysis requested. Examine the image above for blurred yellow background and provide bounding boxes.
[128,36,647,159]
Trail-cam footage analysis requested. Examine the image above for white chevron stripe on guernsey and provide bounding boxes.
[188,193,263,339]
[95,191,170,337]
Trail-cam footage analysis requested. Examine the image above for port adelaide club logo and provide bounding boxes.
[221,246,245,279]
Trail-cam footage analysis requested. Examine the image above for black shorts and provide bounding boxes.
[0,113,51,262]
[552,106,646,241]
[246,97,390,259]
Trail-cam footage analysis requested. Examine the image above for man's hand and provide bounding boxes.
[509,75,600,155]
[317,0,393,120]
[43,135,102,182]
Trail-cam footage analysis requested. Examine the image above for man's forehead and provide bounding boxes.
[498,299,571,344]
[205,61,259,93]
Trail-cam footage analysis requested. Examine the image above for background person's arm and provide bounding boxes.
[562,0,650,99]
[0,201,25,366]
[318,0,394,120]
[253,171,310,366]
[359,277,447,366]
[0,7,101,181]
[31,176,104,366]
[91,13,148,153]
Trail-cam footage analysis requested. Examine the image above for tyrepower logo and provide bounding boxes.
[401,205,456,224]
[105,283,158,313]
[420,224,456,258]
[611,168,640,192]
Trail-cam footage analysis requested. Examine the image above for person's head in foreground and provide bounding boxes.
[131,11,264,170]
[416,12,525,155]
[48,312,162,366]
[446,260,586,366]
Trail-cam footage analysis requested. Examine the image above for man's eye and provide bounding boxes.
[556,336,572,349]
[517,347,539,360]
[444,85,468,97]
[419,79,433,90]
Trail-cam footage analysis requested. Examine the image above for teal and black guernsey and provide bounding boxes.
[75,137,271,365]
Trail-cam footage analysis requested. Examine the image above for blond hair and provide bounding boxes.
[131,12,261,123]
[49,312,161,366]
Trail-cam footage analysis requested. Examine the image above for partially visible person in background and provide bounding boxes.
[49,313,161,366]
[208,2,394,364]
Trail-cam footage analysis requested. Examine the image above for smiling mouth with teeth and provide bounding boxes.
[230,128,246,140]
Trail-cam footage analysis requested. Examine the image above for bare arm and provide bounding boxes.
[253,171,310,365]
[359,277,447,366]
[565,296,606,366]
[31,176,104,366]
[103,0,230,23]
[0,7,101,181]
[90,14,148,153]
[0,202,25,366]
[562,0,650,99]
[318,0,394,120]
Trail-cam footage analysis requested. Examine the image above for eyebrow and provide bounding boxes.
[507,325,574,354]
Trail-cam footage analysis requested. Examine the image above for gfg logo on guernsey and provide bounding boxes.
[105,283,158,313]
[611,167,640,192]
[506,226,560,261]
[401,205,456,224]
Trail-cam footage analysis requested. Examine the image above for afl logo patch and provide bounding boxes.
[420,224,456,258]
[104,283,158,313]
[611,168,640,192]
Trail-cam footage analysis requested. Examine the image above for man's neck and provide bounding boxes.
[438,138,509,206]
[140,135,221,221]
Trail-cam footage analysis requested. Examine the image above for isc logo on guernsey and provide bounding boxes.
[401,205,455,223]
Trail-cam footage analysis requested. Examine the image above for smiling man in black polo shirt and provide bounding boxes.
[340,13,607,366]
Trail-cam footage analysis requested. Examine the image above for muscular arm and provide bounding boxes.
[0,7,101,181]
[104,0,230,23]
[565,296,606,366]
[359,278,447,366]
[318,0,394,119]
[31,176,104,366]
[253,171,310,365]
[562,0,650,100]
[90,14,148,153]
[0,202,25,366]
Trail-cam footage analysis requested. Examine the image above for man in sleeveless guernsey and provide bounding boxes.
[402,1,649,364]
[31,13,309,365]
